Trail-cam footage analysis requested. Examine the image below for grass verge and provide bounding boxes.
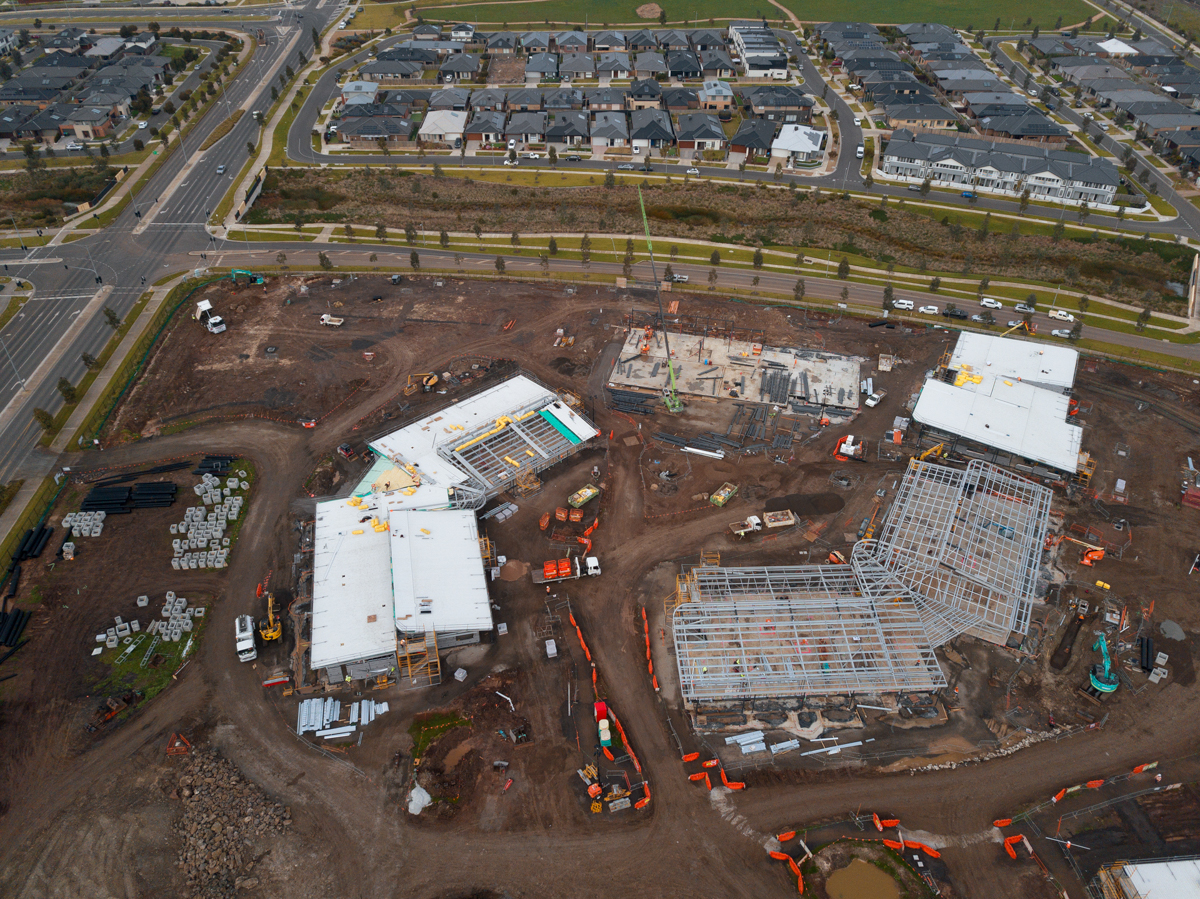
[199,108,246,151]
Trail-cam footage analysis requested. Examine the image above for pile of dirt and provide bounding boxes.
[765,492,846,516]
[172,749,292,897]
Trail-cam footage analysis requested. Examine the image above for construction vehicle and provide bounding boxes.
[235,614,257,662]
[1000,319,1036,337]
[532,555,602,584]
[828,550,848,564]
[832,434,867,462]
[231,269,263,285]
[1090,634,1119,693]
[403,372,439,396]
[864,389,888,408]
[258,592,281,642]
[636,186,684,413]
[730,516,763,538]
[1080,548,1106,567]
[319,314,344,327]
[918,443,945,462]
[710,482,738,507]
[1045,533,1106,566]
[568,484,600,508]
[194,300,226,334]
[763,510,796,529]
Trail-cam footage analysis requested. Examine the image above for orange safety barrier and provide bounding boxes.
[778,831,796,842]
[1086,779,1105,789]
[648,660,653,675]
[652,675,659,691]
[682,752,700,762]
[641,607,647,622]
[603,747,614,762]
[704,773,712,790]
[635,797,650,809]
[880,819,899,828]
[1005,842,1017,860]
[591,669,597,687]
[643,784,651,801]
[1052,788,1066,803]
[769,851,791,861]
[689,772,707,781]
[923,846,941,859]
[1004,835,1024,846]
[993,819,1012,828]
[797,873,804,895]
[569,613,577,627]
[787,857,801,877]
[873,813,883,832]
[702,759,719,768]
[903,841,922,850]
[726,781,746,790]
[883,839,903,851]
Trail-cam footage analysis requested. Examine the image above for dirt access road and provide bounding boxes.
[1,276,1197,899]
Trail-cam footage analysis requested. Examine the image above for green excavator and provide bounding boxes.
[1090,634,1119,693]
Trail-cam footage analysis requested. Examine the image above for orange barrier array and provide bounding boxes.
[769,851,790,861]
[1052,788,1066,803]
[797,873,804,895]
[689,772,707,782]
[682,752,700,762]
[787,857,801,877]
[603,747,614,762]
[1003,834,1024,860]
[993,818,1012,828]
[883,839,903,850]
[777,831,796,842]
[873,813,883,831]
[718,767,745,790]
[702,759,719,768]
[1086,779,1105,789]
[704,773,712,790]
[880,819,899,828]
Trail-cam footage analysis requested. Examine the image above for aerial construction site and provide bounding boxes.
[2,270,1200,899]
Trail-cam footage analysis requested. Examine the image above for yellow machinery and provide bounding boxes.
[258,592,282,641]
[403,372,439,396]
[1001,320,1036,337]
[918,443,945,462]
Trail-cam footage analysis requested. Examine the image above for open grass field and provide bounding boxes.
[416,0,1098,27]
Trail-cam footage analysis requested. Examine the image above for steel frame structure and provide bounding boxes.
[672,460,1052,701]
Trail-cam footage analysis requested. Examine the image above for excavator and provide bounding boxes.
[1044,534,1105,566]
[258,592,282,642]
[403,372,439,396]
[917,443,945,462]
[1000,319,1036,337]
[1090,634,1119,693]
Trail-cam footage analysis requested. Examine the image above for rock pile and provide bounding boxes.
[172,749,291,896]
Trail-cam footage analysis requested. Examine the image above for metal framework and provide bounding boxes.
[672,460,1052,701]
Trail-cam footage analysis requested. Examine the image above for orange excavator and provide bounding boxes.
[1045,534,1105,566]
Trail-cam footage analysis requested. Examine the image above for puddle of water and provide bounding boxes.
[443,742,473,770]
[826,858,901,899]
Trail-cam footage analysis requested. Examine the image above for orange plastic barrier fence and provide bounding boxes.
[1004,835,1024,847]
[591,669,597,687]
[1004,842,1017,860]
[993,819,1012,828]
[642,607,647,622]
[702,759,719,768]
[797,873,804,895]
[652,675,659,690]
[603,747,614,762]
[635,797,650,809]
[769,851,790,861]
[704,773,712,790]
[883,839,903,851]
[787,857,801,877]
[689,772,707,781]
[643,784,651,801]
[903,841,922,850]
[880,819,899,828]
[873,813,883,832]
[1052,788,1066,803]
[777,831,796,842]
[923,847,942,859]
[1087,780,1105,789]
[726,781,746,790]
[648,660,653,675]
[682,752,699,762]
[569,613,577,627]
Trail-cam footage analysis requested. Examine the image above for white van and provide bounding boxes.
[1048,309,1075,322]
[235,615,257,662]
[893,299,914,311]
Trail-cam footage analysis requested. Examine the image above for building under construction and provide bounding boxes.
[671,460,1053,703]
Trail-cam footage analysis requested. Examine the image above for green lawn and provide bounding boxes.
[419,0,777,25]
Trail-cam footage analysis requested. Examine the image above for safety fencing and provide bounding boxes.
[0,476,66,592]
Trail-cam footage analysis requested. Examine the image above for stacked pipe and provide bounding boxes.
[12,525,53,562]
[193,455,236,476]
[0,607,31,646]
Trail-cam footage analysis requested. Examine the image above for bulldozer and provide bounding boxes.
[403,372,439,396]
[258,592,282,642]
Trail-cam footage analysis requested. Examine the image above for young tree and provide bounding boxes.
[318,251,332,270]
[840,286,849,303]
[548,146,557,166]
[752,248,763,270]
[540,253,550,276]
[709,250,721,266]
[376,222,387,241]
[32,408,54,431]
[1068,320,1083,341]
[548,237,558,255]
[80,352,98,370]
[410,250,420,269]
[707,268,718,289]
[344,223,355,241]
[1025,293,1038,310]
[439,229,449,248]
[1136,306,1152,331]
[57,377,76,405]
[981,310,995,326]
[580,233,591,264]
[837,257,850,279]
[495,255,506,274]
[103,307,122,330]
[405,222,417,244]
[919,176,931,196]
[473,223,483,244]
[511,230,521,248]
[1051,221,1065,243]
[1019,188,1030,215]
[276,251,287,266]
[882,284,895,309]
[604,169,616,188]
[1079,295,1090,314]
[929,277,941,292]
[663,263,675,282]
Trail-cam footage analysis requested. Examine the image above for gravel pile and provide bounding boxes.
[173,749,292,896]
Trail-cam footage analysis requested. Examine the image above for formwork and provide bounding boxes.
[671,460,1052,702]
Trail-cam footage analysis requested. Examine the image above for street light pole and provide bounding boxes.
[0,334,25,388]
[9,213,25,251]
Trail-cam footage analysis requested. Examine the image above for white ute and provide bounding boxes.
[194,299,226,334]
[235,614,257,662]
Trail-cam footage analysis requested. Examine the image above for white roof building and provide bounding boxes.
[948,332,1078,391]
[391,510,492,636]
[1098,37,1138,56]
[771,124,827,162]
[418,108,467,142]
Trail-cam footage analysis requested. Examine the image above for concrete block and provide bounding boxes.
[91,646,103,656]
[96,633,107,642]
[194,607,206,618]
[137,595,149,607]
[106,627,116,637]
[131,620,140,632]
[182,619,193,632]
[115,623,131,637]
[113,616,122,626]
[105,636,118,649]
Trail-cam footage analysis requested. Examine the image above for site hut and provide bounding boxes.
[671,460,1053,708]
[911,332,1094,483]
[310,375,599,685]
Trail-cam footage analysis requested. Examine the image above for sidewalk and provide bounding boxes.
[50,275,188,454]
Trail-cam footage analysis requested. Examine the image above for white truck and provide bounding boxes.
[319,314,345,327]
[194,300,226,334]
[865,389,888,408]
[531,555,602,584]
[730,516,763,537]
[235,614,257,662]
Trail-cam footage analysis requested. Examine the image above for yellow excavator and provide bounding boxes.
[403,372,439,396]
[918,442,945,462]
[1001,319,1036,336]
[259,592,282,642]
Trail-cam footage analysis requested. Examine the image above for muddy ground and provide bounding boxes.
[3,275,1200,899]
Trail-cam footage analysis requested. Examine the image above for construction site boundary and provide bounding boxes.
[0,475,67,592]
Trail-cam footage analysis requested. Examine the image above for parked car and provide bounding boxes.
[617,163,635,170]
[970,314,988,323]
[918,305,939,315]
[942,308,968,320]
[1051,329,1073,338]
[1048,309,1075,322]
[907,184,922,192]
[65,142,81,150]
[686,167,700,175]
[566,154,581,162]
[893,299,914,310]
[525,152,541,159]
[507,138,517,150]
[856,143,864,159]
[1014,303,1035,314]
[137,121,148,129]
[1007,320,1024,328]
[961,191,976,198]
[671,273,689,282]
[979,297,1003,309]
[503,158,519,166]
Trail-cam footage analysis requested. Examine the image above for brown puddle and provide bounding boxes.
[825,858,901,899]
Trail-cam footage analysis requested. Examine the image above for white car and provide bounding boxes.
[137,121,148,129]
[686,167,700,175]
[1049,309,1075,323]
[1007,320,1024,328]
[65,142,82,150]
[918,305,939,315]
[503,158,519,166]
[507,138,517,150]
[1051,329,1073,338]
[525,152,541,159]
[979,297,1003,309]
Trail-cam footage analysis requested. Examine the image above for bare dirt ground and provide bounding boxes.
[3,275,1200,899]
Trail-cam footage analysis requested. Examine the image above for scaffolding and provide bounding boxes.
[671,460,1053,701]
[398,630,441,688]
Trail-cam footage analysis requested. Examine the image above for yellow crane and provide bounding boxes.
[258,592,282,641]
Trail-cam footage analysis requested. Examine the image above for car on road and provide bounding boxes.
[65,142,81,150]
[671,273,688,282]
[1048,309,1075,322]
[1083,112,1093,119]
[856,143,864,159]
[1014,303,1035,314]
[918,305,939,315]
[1051,329,1073,338]
[892,299,914,310]
[979,297,1003,309]
[503,158,519,166]
[970,314,988,323]
[525,152,541,159]
[907,184,922,192]
[337,443,356,460]
[566,155,581,162]
[1007,320,1024,328]
[617,163,635,170]
[942,307,968,320]
[137,121,148,129]
[216,164,226,174]
[961,191,976,199]
[686,167,700,175]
